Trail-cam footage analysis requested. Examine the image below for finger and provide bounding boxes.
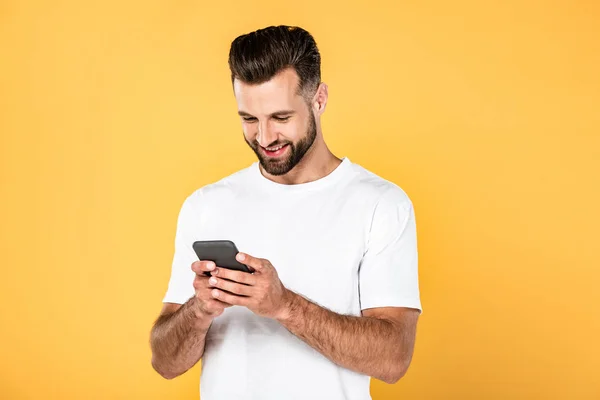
[211,267,257,285]
[196,289,232,306]
[196,279,238,298]
[208,276,252,296]
[193,276,206,292]
[191,260,217,275]
[211,288,248,306]
[193,269,214,289]
[236,252,265,272]
[194,277,218,295]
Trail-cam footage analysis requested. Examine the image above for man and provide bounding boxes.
[150,25,423,400]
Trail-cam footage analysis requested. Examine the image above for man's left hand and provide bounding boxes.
[207,252,293,320]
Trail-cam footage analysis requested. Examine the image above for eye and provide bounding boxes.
[242,117,257,123]
[273,116,291,122]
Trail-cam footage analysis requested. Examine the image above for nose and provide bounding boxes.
[256,120,278,148]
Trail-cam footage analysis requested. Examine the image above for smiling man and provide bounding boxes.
[150,25,423,400]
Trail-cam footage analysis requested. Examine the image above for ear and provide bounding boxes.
[312,82,328,116]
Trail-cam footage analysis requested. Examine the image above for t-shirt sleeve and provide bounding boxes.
[358,186,423,314]
[162,193,199,304]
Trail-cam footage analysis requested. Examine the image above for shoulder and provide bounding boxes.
[180,163,256,209]
[347,161,414,212]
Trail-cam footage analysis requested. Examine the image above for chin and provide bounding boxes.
[260,159,293,176]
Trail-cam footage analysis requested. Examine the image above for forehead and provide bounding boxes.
[233,68,304,114]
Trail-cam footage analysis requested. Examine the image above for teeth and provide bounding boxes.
[266,145,284,151]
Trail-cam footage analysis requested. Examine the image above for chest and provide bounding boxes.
[194,190,372,313]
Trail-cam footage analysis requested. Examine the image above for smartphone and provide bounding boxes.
[192,240,252,276]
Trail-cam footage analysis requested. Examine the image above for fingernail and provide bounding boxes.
[209,277,217,285]
[212,289,219,298]
[212,268,219,275]
[207,262,215,270]
[238,253,245,261]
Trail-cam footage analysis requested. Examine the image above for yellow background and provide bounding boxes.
[1,1,599,399]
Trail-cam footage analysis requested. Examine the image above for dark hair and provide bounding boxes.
[228,25,321,99]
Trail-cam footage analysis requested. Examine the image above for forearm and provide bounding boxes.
[276,292,405,383]
[150,297,211,379]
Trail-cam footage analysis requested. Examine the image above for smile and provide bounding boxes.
[261,143,289,157]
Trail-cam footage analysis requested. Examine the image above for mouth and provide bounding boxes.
[261,143,290,158]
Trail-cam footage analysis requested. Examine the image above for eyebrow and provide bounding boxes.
[238,110,296,118]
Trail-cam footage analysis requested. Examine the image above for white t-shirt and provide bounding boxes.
[162,157,422,400]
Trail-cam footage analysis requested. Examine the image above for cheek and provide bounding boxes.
[281,121,306,141]
[242,123,257,139]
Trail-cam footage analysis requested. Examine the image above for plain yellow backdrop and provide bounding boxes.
[1,0,599,399]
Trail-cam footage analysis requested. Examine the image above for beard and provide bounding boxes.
[244,111,317,176]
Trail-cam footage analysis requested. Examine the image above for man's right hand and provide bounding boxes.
[191,260,233,320]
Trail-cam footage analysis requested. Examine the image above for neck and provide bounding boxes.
[259,139,342,185]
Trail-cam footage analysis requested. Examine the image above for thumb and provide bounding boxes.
[236,252,264,272]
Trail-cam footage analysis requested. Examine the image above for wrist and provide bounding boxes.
[187,296,213,332]
[276,289,300,323]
